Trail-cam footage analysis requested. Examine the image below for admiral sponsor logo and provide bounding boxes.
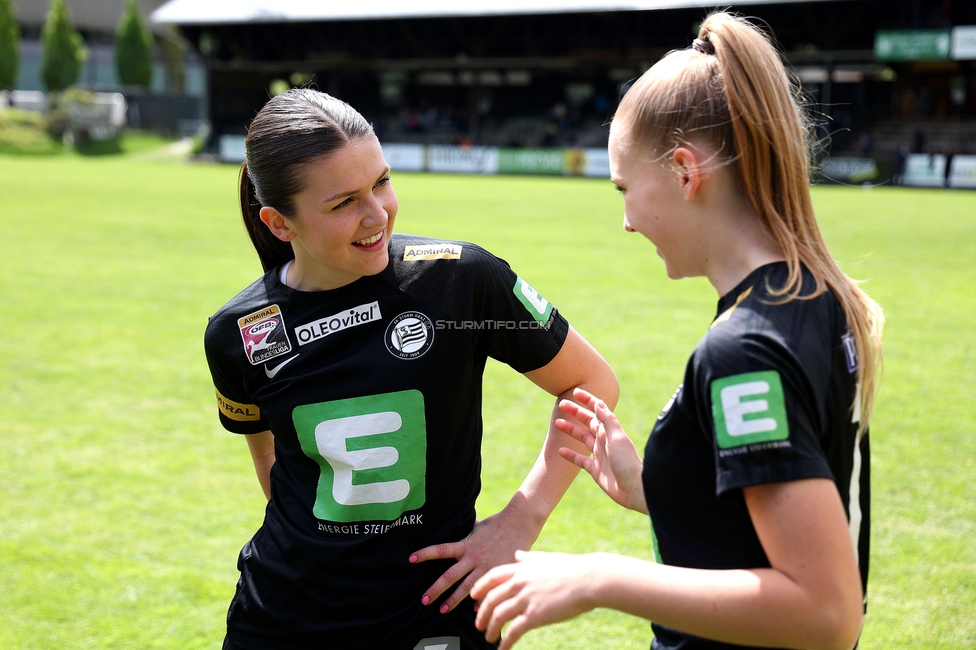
[403,243,463,261]
[215,388,261,422]
[295,301,381,346]
[238,304,293,365]
[385,311,434,359]
[239,306,278,326]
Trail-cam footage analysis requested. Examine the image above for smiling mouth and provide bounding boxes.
[353,232,383,247]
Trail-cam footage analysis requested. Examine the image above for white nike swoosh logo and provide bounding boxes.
[264,354,299,378]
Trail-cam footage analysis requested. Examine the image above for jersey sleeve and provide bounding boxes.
[204,313,271,435]
[465,245,570,374]
[693,328,834,495]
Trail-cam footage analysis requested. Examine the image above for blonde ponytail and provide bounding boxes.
[617,12,883,432]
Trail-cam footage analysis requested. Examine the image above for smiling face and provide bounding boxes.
[264,136,398,291]
[608,121,698,280]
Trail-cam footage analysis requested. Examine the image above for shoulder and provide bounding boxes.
[385,233,515,297]
[204,271,283,350]
[390,233,507,273]
[696,263,839,378]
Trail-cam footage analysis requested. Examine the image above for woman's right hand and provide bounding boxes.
[556,388,647,514]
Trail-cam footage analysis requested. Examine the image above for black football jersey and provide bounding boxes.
[641,262,869,650]
[204,234,569,649]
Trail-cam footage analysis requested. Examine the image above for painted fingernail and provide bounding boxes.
[440,604,449,614]
[422,595,430,605]
[409,555,418,563]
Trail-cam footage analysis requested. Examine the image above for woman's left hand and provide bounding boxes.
[410,504,542,614]
[471,550,597,650]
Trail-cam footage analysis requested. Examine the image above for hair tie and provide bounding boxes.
[692,38,715,55]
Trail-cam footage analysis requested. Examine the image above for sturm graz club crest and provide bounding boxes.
[385,312,434,360]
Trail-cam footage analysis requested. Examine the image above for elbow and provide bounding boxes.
[589,362,620,409]
[568,362,619,409]
[600,371,621,410]
[810,598,864,650]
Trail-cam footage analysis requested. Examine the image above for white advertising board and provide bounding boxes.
[427,145,500,174]
[948,155,976,189]
[902,153,946,187]
[382,143,426,172]
[580,147,611,178]
[820,157,879,183]
[952,25,976,60]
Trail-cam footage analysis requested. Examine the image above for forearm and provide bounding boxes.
[507,394,591,527]
[510,327,620,535]
[589,554,860,650]
[509,375,620,533]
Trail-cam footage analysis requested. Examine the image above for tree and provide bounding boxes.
[40,0,86,93]
[115,0,153,89]
[159,28,186,93]
[0,0,19,91]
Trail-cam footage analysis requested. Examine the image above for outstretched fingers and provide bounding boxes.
[557,398,597,431]
[498,614,536,650]
[569,386,603,411]
[473,566,523,642]
[473,550,593,649]
[557,445,595,474]
[471,562,517,603]
[560,393,646,512]
[560,389,621,435]
[590,396,624,431]
[554,415,596,448]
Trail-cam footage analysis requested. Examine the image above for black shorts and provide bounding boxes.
[223,599,499,650]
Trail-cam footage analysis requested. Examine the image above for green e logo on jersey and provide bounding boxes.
[514,276,553,326]
[293,390,427,522]
[711,371,789,449]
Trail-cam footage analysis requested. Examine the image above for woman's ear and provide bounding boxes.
[671,147,704,202]
[259,206,296,242]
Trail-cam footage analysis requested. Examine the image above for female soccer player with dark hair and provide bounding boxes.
[204,88,618,649]
[472,12,884,650]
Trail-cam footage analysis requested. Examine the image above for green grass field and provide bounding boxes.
[1,151,974,649]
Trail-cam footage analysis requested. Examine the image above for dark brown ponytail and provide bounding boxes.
[239,161,295,272]
[239,89,375,273]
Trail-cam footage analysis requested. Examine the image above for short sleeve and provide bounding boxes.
[466,246,570,373]
[204,315,271,434]
[694,330,834,494]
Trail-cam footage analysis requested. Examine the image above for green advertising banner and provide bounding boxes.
[498,148,565,174]
[875,30,951,61]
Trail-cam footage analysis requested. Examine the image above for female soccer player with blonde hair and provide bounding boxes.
[472,12,884,650]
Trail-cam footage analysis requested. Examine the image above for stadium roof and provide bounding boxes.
[151,0,842,25]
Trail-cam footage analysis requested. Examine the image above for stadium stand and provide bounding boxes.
[144,0,976,181]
